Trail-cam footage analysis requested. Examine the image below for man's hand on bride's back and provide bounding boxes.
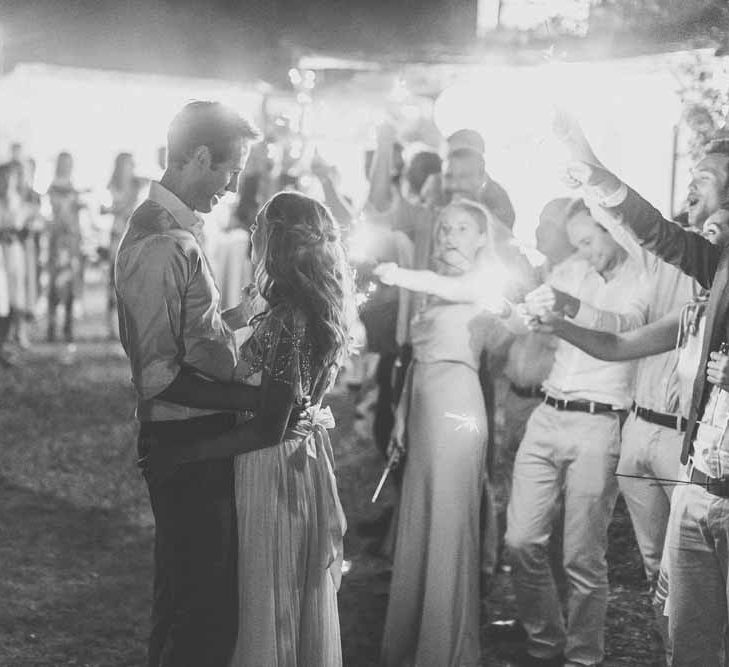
[287,396,313,427]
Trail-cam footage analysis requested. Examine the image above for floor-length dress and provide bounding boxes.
[381,300,511,667]
[230,304,345,667]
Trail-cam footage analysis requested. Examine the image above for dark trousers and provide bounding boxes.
[139,418,238,667]
[373,345,412,487]
[373,352,397,458]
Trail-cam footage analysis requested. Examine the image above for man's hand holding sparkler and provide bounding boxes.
[521,284,582,334]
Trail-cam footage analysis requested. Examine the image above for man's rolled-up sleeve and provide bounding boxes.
[118,236,193,400]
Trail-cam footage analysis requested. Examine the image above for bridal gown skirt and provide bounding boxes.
[382,360,487,667]
[230,425,344,667]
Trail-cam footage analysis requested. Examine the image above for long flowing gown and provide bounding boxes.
[381,300,511,667]
[230,304,345,667]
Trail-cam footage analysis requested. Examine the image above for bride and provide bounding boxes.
[150,191,356,666]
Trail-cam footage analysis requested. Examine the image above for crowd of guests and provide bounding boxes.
[0,146,152,364]
[10,96,729,667]
[344,111,729,667]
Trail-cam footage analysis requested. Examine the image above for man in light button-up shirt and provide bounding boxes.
[115,101,259,667]
[504,201,646,667]
[562,145,729,666]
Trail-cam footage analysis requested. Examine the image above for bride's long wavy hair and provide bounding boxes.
[254,191,356,369]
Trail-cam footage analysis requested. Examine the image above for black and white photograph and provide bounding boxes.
[1,1,729,665]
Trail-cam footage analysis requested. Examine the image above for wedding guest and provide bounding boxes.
[0,166,12,366]
[18,159,43,341]
[506,201,646,667]
[562,150,729,666]
[554,115,729,661]
[446,128,515,229]
[379,200,513,667]
[47,152,84,343]
[104,152,144,339]
[494,199,575,566]
[0,162,28,352]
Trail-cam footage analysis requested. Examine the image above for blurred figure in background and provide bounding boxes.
[103,152,144,339]
[0,163,20,365]
[494,198,575,567]
[212,172,258,311]
[442,128,516,229]
[19,158,43,320]
[0,162,29,356]
[47,152,84,343]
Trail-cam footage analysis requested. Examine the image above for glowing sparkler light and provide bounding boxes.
[444,412,480,434]
[355,280,378,308]
[347,220,382,265]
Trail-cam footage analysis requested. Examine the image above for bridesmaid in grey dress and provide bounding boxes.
[379,200,513,666]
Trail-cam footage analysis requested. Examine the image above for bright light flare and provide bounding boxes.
[347,220,382,265]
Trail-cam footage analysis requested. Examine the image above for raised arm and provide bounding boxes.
[553,115,721,289]
[311,154,354,230]
[607,186,721,289]
[375,263,484,302]
[544,309,679,361]
[367,123,398,213]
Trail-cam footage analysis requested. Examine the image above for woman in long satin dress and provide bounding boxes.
[379,200,513,667]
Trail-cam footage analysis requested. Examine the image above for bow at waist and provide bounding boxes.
[284,404,346,590]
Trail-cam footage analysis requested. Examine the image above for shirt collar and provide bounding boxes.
[148,181,204,240]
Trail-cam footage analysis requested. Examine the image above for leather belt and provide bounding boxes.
[544,394,624,414]
[510,383,546,400]
[688,462,729,498]
[633,404,687,433]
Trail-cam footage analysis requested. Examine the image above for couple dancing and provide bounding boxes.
[115,101,355,667]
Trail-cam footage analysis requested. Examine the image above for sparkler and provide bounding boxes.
[371,446,402,503]
[444,412,480,434]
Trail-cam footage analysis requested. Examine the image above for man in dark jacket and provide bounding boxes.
[565,142,729,665]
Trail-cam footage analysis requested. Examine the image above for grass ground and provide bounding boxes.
[0,274,659,666]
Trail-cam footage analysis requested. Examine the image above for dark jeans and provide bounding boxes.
[139,415,238,667]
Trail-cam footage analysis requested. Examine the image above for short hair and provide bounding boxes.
[706,140,729,192]
[706,138,729,159]
[167,101,260,168]
[447,129,485,156]
[406,150,441,196]
[564,198,590,223]
[446,147,485,174]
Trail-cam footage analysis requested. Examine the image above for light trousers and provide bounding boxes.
[617,412,683,582]
[666,482,729,666]
[505,404,621,666]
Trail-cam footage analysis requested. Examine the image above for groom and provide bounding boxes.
[115,101,260,666]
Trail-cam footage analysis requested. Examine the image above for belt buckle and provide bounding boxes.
[676,415,682,433]
[589,401,596,414]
